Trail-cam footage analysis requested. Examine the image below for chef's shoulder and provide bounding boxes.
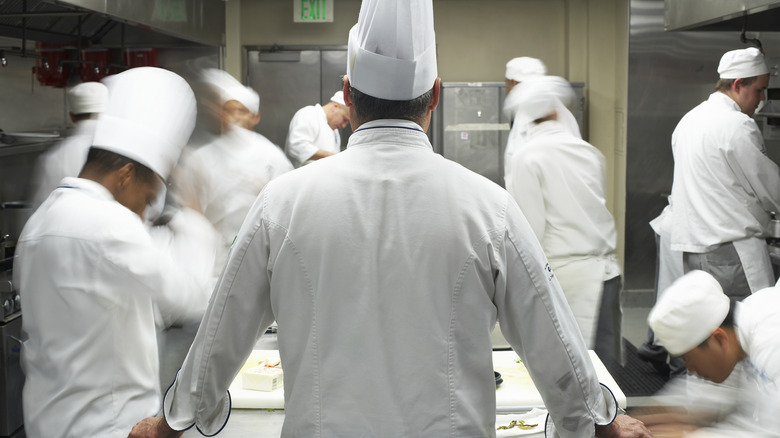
[45,186,150,244]
[290,104,320,123]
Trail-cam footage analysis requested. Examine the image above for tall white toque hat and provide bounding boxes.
[648,270,731,356]
[505,57,547,82]
[67,81,109,115]
[92,67,196,182]
[347,0,438,101]
[201,68,260,113]
[718,47,769,79]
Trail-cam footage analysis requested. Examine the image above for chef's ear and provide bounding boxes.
[116,163,136,188]
[343,76,353,108]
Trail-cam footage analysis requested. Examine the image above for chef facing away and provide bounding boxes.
[129,0,650,437]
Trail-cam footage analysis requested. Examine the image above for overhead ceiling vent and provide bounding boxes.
[0,0,224,48]
[665,0,780,32]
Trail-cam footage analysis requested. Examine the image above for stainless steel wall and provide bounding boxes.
[245,47,350,150]
[625,0,780,292]
[0,42,219,206]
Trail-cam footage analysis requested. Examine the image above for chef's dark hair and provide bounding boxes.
[348,86,434,126]
[695,299,736,349]
[81,147,157,184]
[715,75,760,92]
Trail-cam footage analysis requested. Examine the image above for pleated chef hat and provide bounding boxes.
[511,76,574,126]
[330,90,346,106]
[718,47,769,79]
[201,68,260,113]
[92,67,196,181]
[505,57,547,83]
[347,0,438,101]
[648,270,730,356]
[67,81,108,115]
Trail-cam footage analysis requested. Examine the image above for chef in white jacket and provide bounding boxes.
[284,90,350,167]
[29,81,108,210]
[129,1,651,437]
[14,67,214,438]
[506,79,622,365]
[174,69,293,277]
[642,270,780,437]
[669,47,780,299]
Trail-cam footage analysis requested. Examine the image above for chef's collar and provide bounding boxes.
[353,119,426,134]
[58,176,115,201]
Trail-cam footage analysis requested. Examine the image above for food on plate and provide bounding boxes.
[497,419,538,431]
[242,358,283,391]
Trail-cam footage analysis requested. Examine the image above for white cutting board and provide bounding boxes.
[229,350,625,409]
[493,350,626,409]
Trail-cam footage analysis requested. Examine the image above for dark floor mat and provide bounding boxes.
[599,339,669,397]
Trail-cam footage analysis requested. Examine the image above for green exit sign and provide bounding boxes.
[294,0,333,23]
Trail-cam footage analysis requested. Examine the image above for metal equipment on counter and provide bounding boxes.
[0,208,24,437]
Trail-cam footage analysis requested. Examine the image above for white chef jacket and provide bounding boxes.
[506,120,619,346]
[669,92,780,253]
[175,126,293,274]
[679,288,780,436]
[29,120,96,210]
[14,178,213,438]
[163,120,618,437]
[284,103,340,167]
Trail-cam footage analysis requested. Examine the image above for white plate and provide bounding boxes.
[495,409,547,437]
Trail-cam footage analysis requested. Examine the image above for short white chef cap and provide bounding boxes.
[648,270,730,356]
[67,81,108,115]
[505,57,547,83]
[200,68,260,113]
[347,0,438,101]
[92,67,196,182]
[330,90,345,106]
[718,47,769,79]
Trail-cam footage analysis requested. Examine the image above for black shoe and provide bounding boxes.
[636,342,671,377]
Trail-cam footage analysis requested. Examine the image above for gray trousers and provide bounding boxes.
[684,242,750,301]
[594,275,623,365]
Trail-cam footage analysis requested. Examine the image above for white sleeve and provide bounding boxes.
[507,153,547,241]
[494,195,618,437]
[162,189,276,434]
[285,109,321,167]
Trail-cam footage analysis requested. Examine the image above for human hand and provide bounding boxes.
[127,416,183,438]
[595,415,652,438]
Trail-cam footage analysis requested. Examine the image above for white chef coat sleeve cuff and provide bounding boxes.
[162,378,232,436]
[543,383,618,437]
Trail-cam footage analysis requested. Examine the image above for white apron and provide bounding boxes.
[549,254,619,348]
[732,236,774,293]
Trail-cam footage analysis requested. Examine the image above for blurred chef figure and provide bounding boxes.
[506,77,622,365]
[638,270,780,437]
[29,81,108,210]
[129,1,650,437]
[502,57,546,184]
[284,89,350,167]
[669,47,780,299]
[172,69,293,278]
[13,67,216,438]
